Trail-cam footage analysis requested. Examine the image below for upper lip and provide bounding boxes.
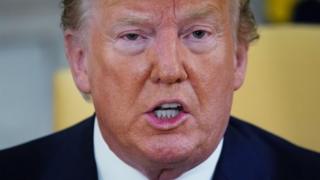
[146,99,190,113]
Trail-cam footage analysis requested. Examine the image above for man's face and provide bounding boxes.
[67,0,247,173]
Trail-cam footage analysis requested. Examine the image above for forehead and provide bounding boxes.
[92,0,232,23]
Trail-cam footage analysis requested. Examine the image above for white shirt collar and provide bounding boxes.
[94,117,223,180]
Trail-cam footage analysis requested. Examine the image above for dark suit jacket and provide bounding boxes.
[1,115,319,180]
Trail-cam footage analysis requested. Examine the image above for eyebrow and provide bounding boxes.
[108,11,155,34]
[115,15,153,27]
[177,4,223,25]
[109,3,224,31]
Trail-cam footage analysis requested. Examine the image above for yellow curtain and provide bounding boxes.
[232,25,320,152]
[266,0,297,22]
[53,69,94,131]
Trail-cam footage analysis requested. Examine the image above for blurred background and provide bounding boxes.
[0,0,319,150]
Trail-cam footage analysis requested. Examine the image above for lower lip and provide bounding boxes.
[145,111,188,130]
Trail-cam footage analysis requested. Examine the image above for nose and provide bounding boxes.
[149,31,188,84]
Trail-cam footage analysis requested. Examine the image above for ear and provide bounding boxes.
[64,30,91,94]
[233,42,249,91]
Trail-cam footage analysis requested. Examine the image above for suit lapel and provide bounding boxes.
[212,117,274,180]
[42,115,98,180]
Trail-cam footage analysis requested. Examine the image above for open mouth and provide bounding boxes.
[153,103,184,120]
[146,101,188,130]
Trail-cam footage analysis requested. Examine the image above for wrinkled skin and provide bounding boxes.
[65,0,248,179]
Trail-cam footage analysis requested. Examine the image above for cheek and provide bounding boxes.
[88,33,150,103]
[188,49,235,104]
[184,44,235,133]
[87,42,153,135]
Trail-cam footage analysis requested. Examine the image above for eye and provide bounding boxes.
[124,33,139,40]
[122,33,145,41]
[191,30,207,39]
[183,28,211,42]
[115,31,150,55]
[182,27,216,53]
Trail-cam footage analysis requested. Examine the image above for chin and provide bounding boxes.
[140,133,200,165]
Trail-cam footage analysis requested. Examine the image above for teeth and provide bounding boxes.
[159,103,181,109]
[154,109,180,119]
[153,102,183,119]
